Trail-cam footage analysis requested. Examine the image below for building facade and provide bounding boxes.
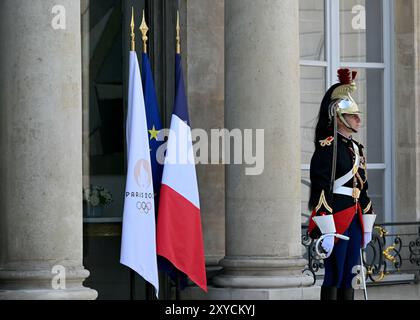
[0,0,420,300]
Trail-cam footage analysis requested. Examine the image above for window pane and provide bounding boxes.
[366,170,384,223]
[83,0,125,220]
[340,0,383,63]
[299,0,325,60]
[348,68,384,163]
[300,66,327,164]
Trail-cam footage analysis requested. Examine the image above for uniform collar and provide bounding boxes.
[338,132,353,144]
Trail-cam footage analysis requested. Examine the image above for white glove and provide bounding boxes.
[321,235,335,256]
[363,232,372,249]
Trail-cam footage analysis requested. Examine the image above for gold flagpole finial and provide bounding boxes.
[130,7,136,51]
[176,11,181,54]
[140,10,149,54]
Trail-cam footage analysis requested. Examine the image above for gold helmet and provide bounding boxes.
[330,69,360,132]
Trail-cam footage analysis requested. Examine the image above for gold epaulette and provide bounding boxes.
[319,136,334,147]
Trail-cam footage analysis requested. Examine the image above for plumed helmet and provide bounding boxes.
[330,69,360,129]
[332,69,360,113]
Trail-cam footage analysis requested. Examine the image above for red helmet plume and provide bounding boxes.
[337,68,357,85]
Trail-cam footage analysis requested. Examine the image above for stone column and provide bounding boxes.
[185,0,226,278]
[394,0,420,223]
[0,0,97,299]
[210,0,316,299]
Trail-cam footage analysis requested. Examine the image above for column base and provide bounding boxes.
[183,257,320,300]
[0,287,98,300]
[0,267,98,300]
[213,274,314,288]
[212,257,314,287]
[181,285,320,300]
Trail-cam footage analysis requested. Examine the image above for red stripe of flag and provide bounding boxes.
[157,184,207,292]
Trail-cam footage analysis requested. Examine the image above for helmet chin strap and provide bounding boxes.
[338,113,358,133]
[346,123,358,134]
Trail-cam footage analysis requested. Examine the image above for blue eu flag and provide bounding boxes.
[141,52,164,207]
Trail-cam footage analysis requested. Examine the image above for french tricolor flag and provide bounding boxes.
[157,54,207,292]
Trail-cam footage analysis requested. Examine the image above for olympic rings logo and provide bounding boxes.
[136,201,152,214]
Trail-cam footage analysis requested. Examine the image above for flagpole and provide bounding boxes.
[140,10,149,54]
[140,10,155,301]
[174,10,182,301]
[129,6,136,301]
[176,276,181,301]
[130,7,136,52]
[176,10,181,54]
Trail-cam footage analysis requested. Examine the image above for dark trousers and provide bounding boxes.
[323,214,362,289]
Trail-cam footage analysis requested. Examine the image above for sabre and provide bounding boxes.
[360,249,368,300]
[315,233,350,259]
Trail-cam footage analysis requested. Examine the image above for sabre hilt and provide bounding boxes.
[315,233,350,259]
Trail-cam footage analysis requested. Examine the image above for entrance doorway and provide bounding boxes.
[81,0,179,300]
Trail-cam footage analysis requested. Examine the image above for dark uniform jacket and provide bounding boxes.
[308,134,374,242]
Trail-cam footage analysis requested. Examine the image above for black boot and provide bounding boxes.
[320,286,337,300]
[337,288,355,300]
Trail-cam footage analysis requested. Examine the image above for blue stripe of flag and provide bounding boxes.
[173,54,190,125]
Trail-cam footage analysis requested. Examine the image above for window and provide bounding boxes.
[299,0,394,224]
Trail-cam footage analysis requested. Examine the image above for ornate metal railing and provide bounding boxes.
[302,222,420,286]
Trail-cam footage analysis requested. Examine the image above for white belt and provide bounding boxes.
[333,142,360,196]
[333,186,354,197]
